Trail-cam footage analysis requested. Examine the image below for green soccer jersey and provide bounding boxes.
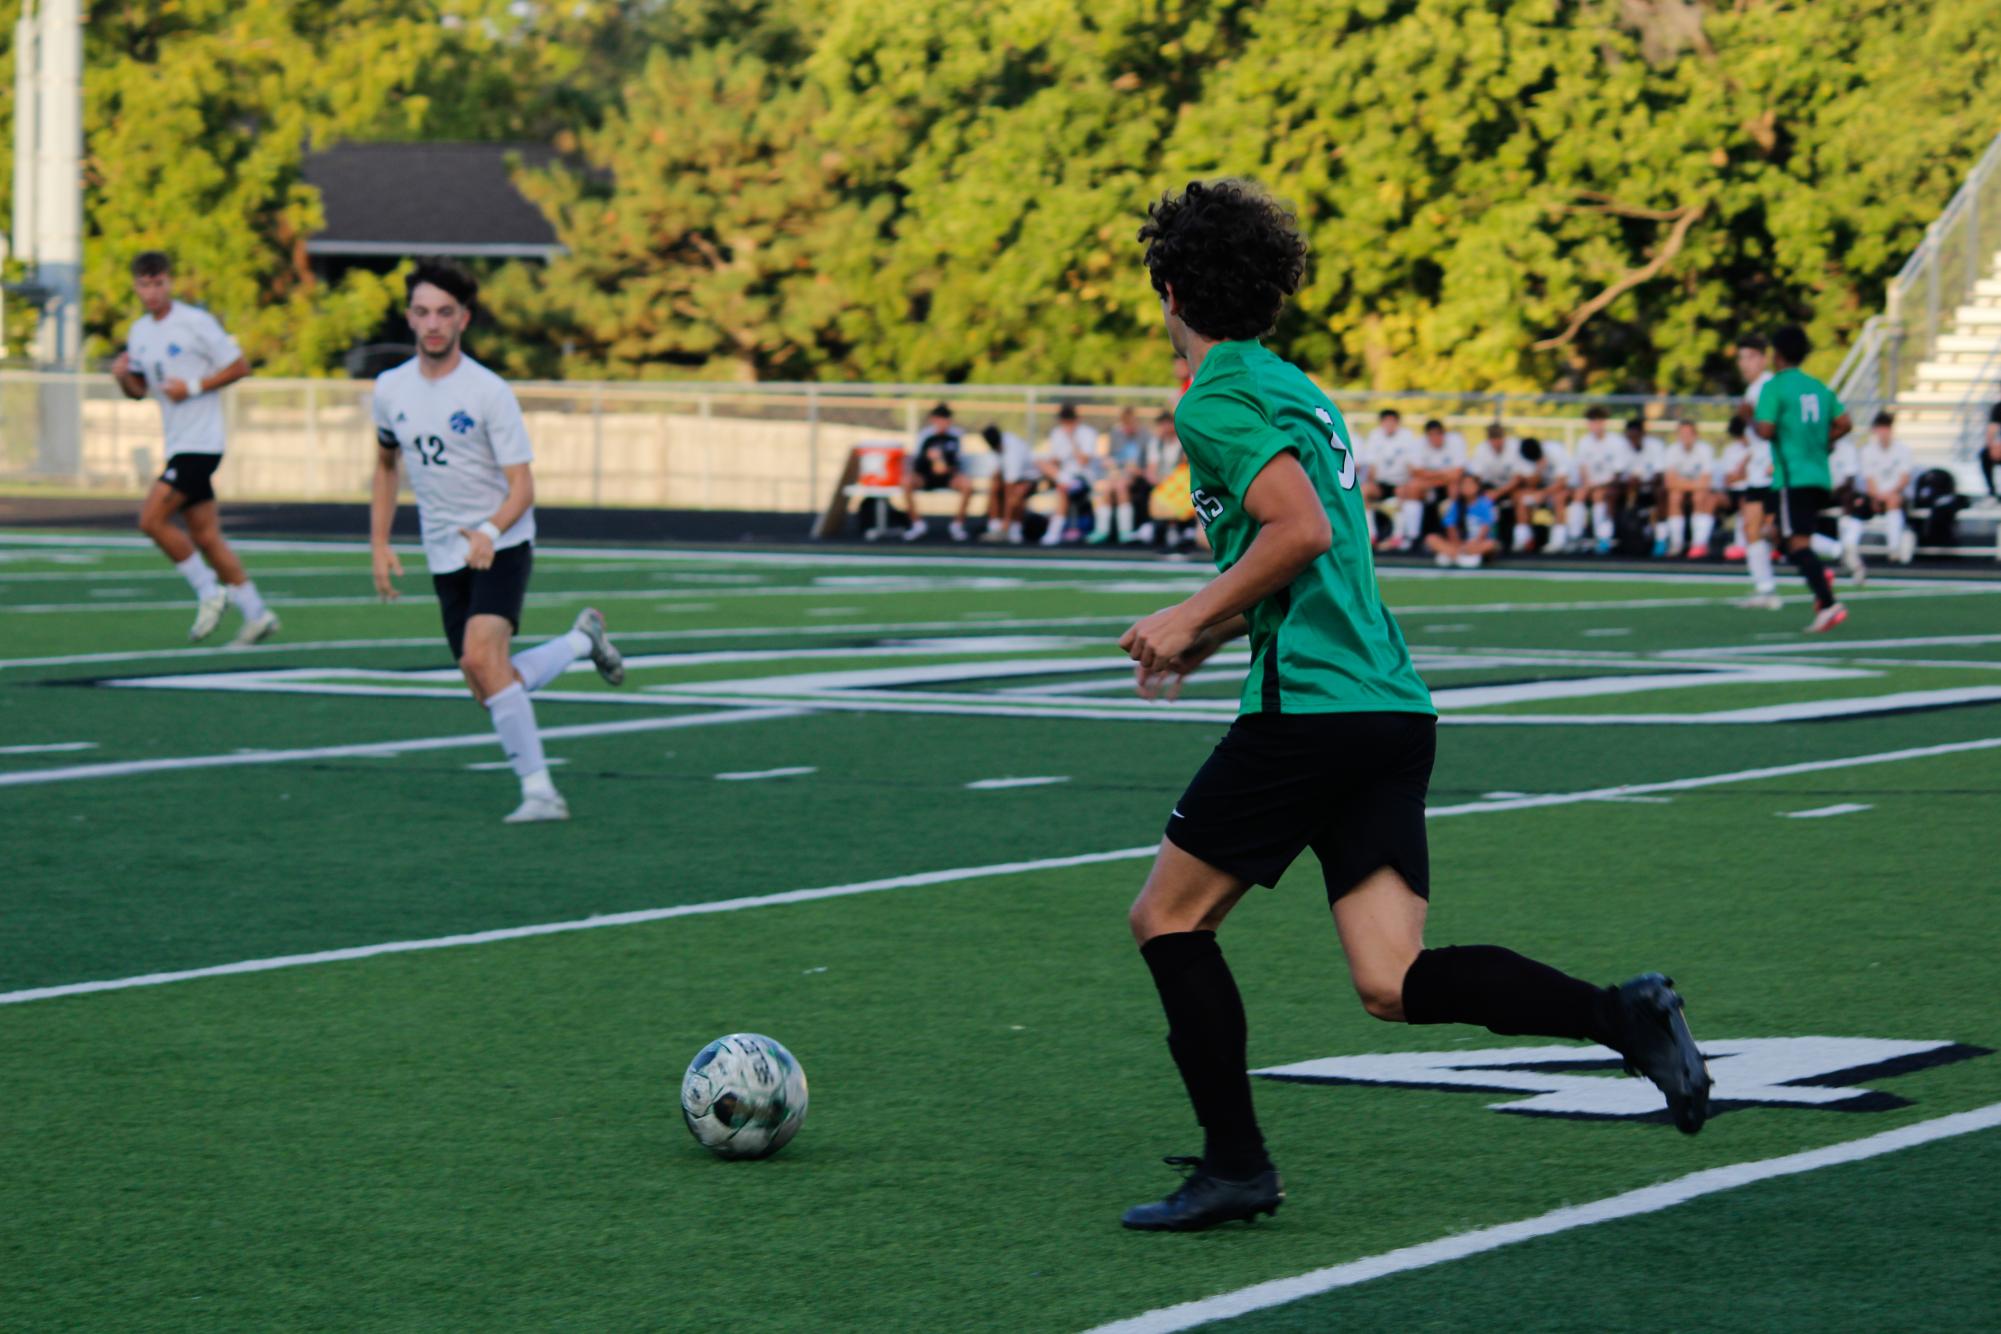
[1754,367,1844,491]
[1174,340,1434,717]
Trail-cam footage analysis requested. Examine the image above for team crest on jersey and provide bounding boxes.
[166,343,182,357]
[449,410,476,435]
[1190,488,1225,527]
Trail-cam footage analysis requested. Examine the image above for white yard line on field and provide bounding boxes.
[0,740,98,755]
[3,734,1993,1007]
[1785,803,1874,819]
[0,707,805,789]
[1084,1102,2001,1334]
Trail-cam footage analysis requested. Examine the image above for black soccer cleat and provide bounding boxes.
[1121,1156,1284,1232]
[1603,972,1712,1134]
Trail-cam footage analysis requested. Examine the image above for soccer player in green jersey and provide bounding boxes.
[1115,180,1713,1232]
[1753,325,1854,634]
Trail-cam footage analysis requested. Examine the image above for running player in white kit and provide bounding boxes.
[111,251,278,645]
[368,260,625,823]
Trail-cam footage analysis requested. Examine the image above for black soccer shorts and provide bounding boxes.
[1775,485,1833,541]
[1165,710,1436,903]
[159,453,222,505]
[433,541,533,660]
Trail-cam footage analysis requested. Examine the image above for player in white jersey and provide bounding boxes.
[1843,411,1916,566]
[1655,420,1718,557]
[1510,437,1572,552]
[1466,423,1528,552]
[368,261,626,823]
[110,251,276,645]
[1358,409,1419,548]
[1570,407,1631,552]
[1383,418,1465,549]
[1731,334,1784,606]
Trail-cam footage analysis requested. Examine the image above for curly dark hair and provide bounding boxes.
[407,257,478,312]
[1138,179,1306,342]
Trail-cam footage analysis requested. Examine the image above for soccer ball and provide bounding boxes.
[679,1033,809,1159]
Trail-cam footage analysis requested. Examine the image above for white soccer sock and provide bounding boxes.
[1565,502,1588,541]
[175,552,220,599]
[1810,533,1842,561]
[1398,498,1420,540]
[485,682,552,789]
[1115,502,1134,537]
[1747,539,1776,593]
[1692,513,1715,549]
[1884,507,1907,547]
[1668,515,1687,550]
[1838,514,1864,553]
[227,580,268,620]
[1512,523,1533,552]
[512,630,591,694]
[1592,501,1613,542]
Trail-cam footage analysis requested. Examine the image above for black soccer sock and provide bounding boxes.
[1140,931,1271,1178]
[1788,544,1836,610]
[1401,945,1615,1043]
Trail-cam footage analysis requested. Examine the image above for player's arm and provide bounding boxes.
[185,355,252,399]
[370,432,404,600]
[460,463,534,572]
[1122,449,1329,679]
[1826,411,1853,449]
[109,349,148,399]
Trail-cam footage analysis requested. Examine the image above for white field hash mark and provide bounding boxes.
[1786,802,1874,819]
[966,776,1070,790]
[715,766,817,781]
[3,734,1996,1008]
[1084,1101,2001,1334]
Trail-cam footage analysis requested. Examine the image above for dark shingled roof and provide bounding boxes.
[303,142,564,259]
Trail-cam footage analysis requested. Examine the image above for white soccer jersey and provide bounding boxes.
[1042,423,1101,482]
[1858,439,1913,493]
[1575,432,1629,485]
[1630,436,1667,480]
[1409,432,1467,478]
[371,355,536,574]
[1741,373,1776,486]
[990,430,1036,484]
[1830,440,1861,487]
[1467,438,1520,487]
[1517,439,1569,486]
[124,302,244,457]
[1661,439,1716,482]
[1360,426,1419,485]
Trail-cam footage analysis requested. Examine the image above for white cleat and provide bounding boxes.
[1738,593,1784,611]
[573,607,624,685]
[903,519,930,542]
[189,589,229,642]
[1455,553,1484,569]
[1842,547,1867,588]
[232,611,281,647]
[1805,602,1849,634]
[504,792,570,824]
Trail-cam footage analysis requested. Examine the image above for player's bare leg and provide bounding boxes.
[1335,865,1713,1134]
[1738,500,1781,608]
[1123,842,1282,1231]
[138,482,231,641]
[183,499,279,645]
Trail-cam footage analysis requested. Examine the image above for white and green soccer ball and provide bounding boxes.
[679,1033,809,1159]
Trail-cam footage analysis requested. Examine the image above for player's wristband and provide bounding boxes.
[476,521,502,542]
[181,379,204,399]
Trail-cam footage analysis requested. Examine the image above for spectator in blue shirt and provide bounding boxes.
[1426,473,1500,569]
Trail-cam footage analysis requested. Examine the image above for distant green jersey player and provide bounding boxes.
[1753,325,1854,634]
[1116,180,1713,1232]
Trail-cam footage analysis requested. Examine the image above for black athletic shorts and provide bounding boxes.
[159,453,221,505]
[1165,710,1436,902]
[433,541,533,660]
[1775,485,1832,540]
[1741,485,1775,510]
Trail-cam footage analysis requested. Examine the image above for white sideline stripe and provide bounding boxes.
[1425,735,2001,817]
[3,733,1992,1007]
[0,707,804,789]
[11,531,1994,589]
[1085,1102,2001,1334]
[0,740,97,755]
[0,846,1163,1007]
[966,775,1070,790]
[1786,802,1873,819]
[715,766,817,781]
[0,616,1141,671]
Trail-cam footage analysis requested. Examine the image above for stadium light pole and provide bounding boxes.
[18,0,84,368]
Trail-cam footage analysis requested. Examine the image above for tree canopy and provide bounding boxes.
[3,0,1998,389]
